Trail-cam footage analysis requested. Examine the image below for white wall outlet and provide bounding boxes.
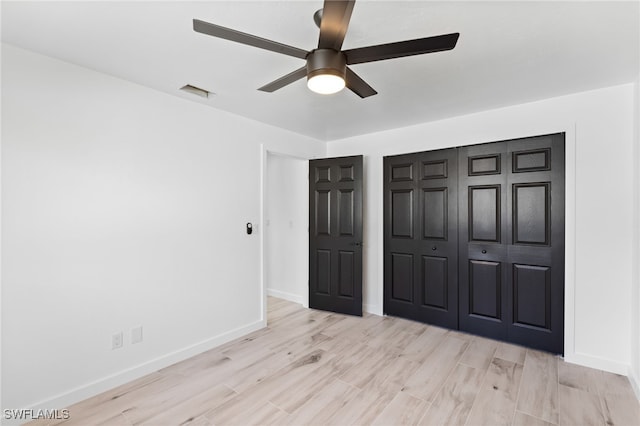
[112,332,123,350]
[131,326,143,344]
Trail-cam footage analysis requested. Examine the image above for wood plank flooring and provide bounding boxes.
[28,297,640,426]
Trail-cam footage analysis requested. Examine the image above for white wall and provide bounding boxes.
[327,83,636,375]
[631,73,640,398]
[265,153,308,306]
[0,44,325,413]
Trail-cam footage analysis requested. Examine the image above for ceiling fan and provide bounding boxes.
[193,0,459,98]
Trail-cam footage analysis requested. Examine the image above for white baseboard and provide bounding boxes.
[266,290,379,315]
[24,320,266,417]
[629,367,640,402]
[267,288,304,305]
[364,303,382,316]
[563,352,629,376]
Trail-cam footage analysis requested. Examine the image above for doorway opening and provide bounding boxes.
[264,152,309,324]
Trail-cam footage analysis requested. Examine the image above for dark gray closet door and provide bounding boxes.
[459,134,565,353]
[382,133,565,354]
[384,148,459,328]
[458,142,510,339]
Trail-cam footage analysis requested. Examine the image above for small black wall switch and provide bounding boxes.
[246,222,253,235]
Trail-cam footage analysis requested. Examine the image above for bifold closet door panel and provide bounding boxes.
[458,142,510,341]
[384,148,458,329]
[505,134,565,354]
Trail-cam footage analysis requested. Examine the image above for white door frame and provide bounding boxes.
[260,147,310,324]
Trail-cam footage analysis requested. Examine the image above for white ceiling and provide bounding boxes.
[2,1,639,141]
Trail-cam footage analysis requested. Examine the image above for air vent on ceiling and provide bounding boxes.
[180,84,211,98]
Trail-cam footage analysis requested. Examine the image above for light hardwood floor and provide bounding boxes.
[29,297,640,426]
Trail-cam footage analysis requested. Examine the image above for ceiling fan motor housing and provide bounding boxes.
[306,49,347,80]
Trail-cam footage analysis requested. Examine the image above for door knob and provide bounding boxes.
[350,242,362,247]
[482,249,487,254]
[432,246,437,251]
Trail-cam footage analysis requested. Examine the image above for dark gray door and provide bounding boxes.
[459,134,565,353]
[383,148,459,329]
[309,155,363,316]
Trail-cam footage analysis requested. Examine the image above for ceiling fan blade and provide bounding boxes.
[345,67,377,98]
[344,33,460,65]
[258,66,308,92]
[193,19,308,60]
[318,0,356,50]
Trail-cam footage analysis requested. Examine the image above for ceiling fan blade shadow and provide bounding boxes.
[344,33,459,65]
[193,19,308,59]
[318,0,356,50]
[345,67,377,98]
[258,66,308,92]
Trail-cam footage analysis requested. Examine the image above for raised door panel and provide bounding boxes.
[391,190,414,238]
[469,260,502,320]
[315,250,331,295]
[513,183,550,245]
[512,264,551,331]
[422,256,448,310]
[423,188,447,240]
[338,189,354,236]
[338,251,355,298]
[469,185,501,243]
[339,165,355,182]
[391,163,413,182]
[422,159,448,179]
[513,148,550,173]
[468,154,501,176]
[391,253,414,303]
[315,166,331,183]
[315,190,331,236]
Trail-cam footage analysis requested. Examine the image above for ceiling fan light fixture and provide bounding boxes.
[306,49,347,95]
[307,73,345,95]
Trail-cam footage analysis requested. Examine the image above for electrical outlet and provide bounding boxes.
[112,332,123,350]
[131,326,143,344]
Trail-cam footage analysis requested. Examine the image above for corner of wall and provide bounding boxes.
[364,304,383,316]
[630,366,640,402]
[631,72,640,401]
[266,289,305,305]
[563,352,629,376]
[0,68,3,417]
